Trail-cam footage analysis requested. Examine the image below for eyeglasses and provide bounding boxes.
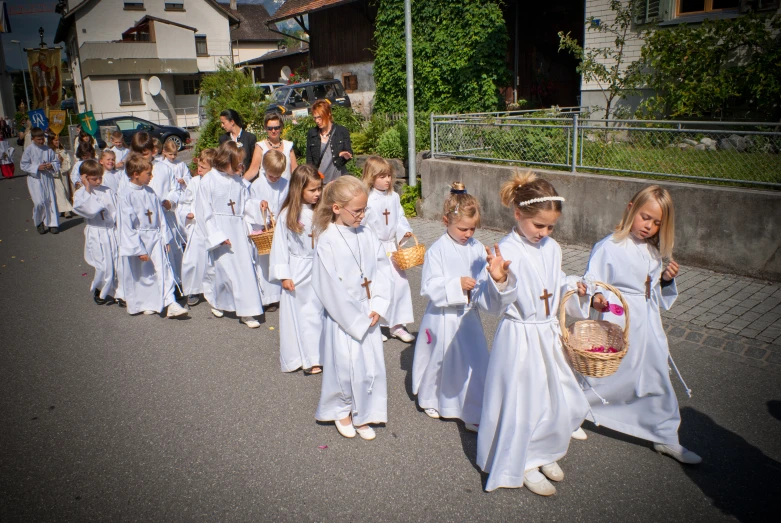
[266,125,282,131]
[340,206,366,218]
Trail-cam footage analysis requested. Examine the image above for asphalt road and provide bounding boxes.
[1,168,780,521]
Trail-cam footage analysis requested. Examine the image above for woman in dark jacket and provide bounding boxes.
[305,100,352,184]
[218,109,258,174]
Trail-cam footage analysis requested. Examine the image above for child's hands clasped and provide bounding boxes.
[662,260,679,281]
[461,277,477,291]
[485,243,511,283]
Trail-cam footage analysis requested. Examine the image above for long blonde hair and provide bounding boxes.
[614,185,675,259]
[499,169,561,216]
[361,155,394,192]
[281,164,322,234]
[312,176,367,237]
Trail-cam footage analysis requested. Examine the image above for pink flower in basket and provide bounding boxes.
[605,302,624,316]
[588,345,618,354]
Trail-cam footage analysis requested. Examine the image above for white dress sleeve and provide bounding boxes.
[269,208,292,282]
[195,177,229,250]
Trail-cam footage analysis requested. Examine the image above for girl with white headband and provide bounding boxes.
[476,169,590,496]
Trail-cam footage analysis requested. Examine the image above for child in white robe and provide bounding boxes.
[70,141,96,191]
[476,170,590,496]
[71,159,120,304]
[109,131,130,170]
[362,156,416,343]
[197,141,264,328]
[179,149,215,307]
[248,149,289,308]
[162,140,192,187]
[0,140,15,178]
[99,150,124,194]
[580,185,701,465]
[412,183,516,430]
[311,176,393,441]
[269,164,324,374]
[48,134,73,218]
[116,154,188,318]
[21,127,61,234]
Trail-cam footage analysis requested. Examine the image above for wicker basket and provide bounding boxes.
[249,209,275,255]
[559,281,630,378]
[392,234,426,270]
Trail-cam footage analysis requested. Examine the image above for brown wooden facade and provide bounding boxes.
[308,0,376,68]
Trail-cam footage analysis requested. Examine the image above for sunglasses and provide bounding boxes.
[266,125,282,131]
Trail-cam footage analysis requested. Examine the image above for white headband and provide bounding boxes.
[518,196,565,207]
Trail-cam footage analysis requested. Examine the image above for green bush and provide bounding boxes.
[399,183,421,218]
[377,127,404,159]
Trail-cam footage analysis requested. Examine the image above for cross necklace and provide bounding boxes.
[630,236,654,300]
[516,229,553,317]
[335,224,372,299]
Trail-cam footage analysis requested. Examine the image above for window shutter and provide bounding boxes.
[634,0,662,24]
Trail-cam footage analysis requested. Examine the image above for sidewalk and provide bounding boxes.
[408,217,781,368]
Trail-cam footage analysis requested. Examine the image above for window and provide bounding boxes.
[182,79,200,95]
[118,79,143,105]
[195,35,208,57]
[677,0,739,15]
[164,3,185,11]
[123,2,145,10]
[342,74,358,93]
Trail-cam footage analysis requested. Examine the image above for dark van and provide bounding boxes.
[266,80,351,116]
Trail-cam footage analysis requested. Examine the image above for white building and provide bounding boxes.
[54,0,240,127]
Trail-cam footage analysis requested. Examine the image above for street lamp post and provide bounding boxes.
[10,40,31,111]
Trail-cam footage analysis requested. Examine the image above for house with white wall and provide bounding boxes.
[54,0,239,127]
[219,1,282,66]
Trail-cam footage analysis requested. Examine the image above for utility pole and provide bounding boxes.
[11,40,31,110]
[404,0,416,187]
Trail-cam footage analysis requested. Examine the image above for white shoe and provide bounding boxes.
[541,462,564,482]
[143,310,157,315]
[523,468,556,496]
[187,295,200,306]
[424,408,440,419]
[382,334,388,342]
[355,425,376,440]
[572,427,588,440]
[654,443,702,464]
[167,302,189,318]
[211,308,224,318]
[241,316,260,328]
[391,326,415,343]
[335,419,356,438]
[464,423,479,433]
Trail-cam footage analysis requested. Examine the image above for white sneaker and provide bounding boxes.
[382,334,389,342]
[654,443,702,464]
[211,308,224,318]
[187,295,200,306]
[523,468,556,496]
[424,408,440,419]
[241,316,260,328]
[355,425,376,440]
[166,302,189,318]
[391,326,415,343]
[464,423,479,433]
[143,310,157,315]
[335,419,356,438]
[541,462,564,482]
[572,427,588,440]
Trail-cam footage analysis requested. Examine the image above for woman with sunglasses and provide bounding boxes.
[246,112,297,182]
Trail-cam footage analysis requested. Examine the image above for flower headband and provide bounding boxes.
[518,196,565,207]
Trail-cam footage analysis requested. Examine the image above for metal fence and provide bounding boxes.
[430,110,781,188]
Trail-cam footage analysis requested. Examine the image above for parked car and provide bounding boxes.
[61,98,77,111]
[266,80,351,115]
[255,82,285,98]
[96,116,191,151]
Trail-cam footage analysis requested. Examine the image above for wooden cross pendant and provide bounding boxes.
[383,208,391,225]
[540,288,553,317]
[145,209,153,224]
[308,232,314,249]
[361,276,372,299]
[227,199,236,215]
[645,274,652,300]
[466,289,472,304]
[99,210,105,220]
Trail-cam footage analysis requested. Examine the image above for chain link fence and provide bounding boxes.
[431,110,781,188]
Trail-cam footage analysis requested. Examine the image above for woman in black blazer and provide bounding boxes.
[218,109,258,174]
[306,100,352,184]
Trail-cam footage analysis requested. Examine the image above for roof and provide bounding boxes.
[132,15,198,33]
[268,0,359,24]
[236,44,309,66]
[219,2,282,42]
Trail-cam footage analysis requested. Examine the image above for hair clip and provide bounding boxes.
[454,204,460,215]
[318,171,325,179]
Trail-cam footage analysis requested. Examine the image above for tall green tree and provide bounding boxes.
[373,0,510,114]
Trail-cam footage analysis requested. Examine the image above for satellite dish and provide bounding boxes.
[280,66,292,82]
[148,76,162,96]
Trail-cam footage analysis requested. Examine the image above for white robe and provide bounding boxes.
[101,169,126,194]
[72,186,120,299]
[364,188,415,327]
[256,139,294,180]
[477,230,590,492]
[312,223,393,426]
[269,205,324,372]
[247,174,289,305]
[70,159,87,187]
[111,146,130,166]
[196,170,264,317]
[116,183,177,314]
[581,234,682,445]
[179,175,208,296]
[413,234,517,424]
[162,157,192,186]
[20,144,60,228]
[149,160,184,284]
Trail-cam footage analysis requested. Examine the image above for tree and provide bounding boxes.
[558,0,640,120]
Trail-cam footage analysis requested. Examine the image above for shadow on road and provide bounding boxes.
[56,216,84,233]
[767,400,781,422]
[399,344,416,403]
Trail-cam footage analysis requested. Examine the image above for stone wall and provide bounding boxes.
[418,159,781,281]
